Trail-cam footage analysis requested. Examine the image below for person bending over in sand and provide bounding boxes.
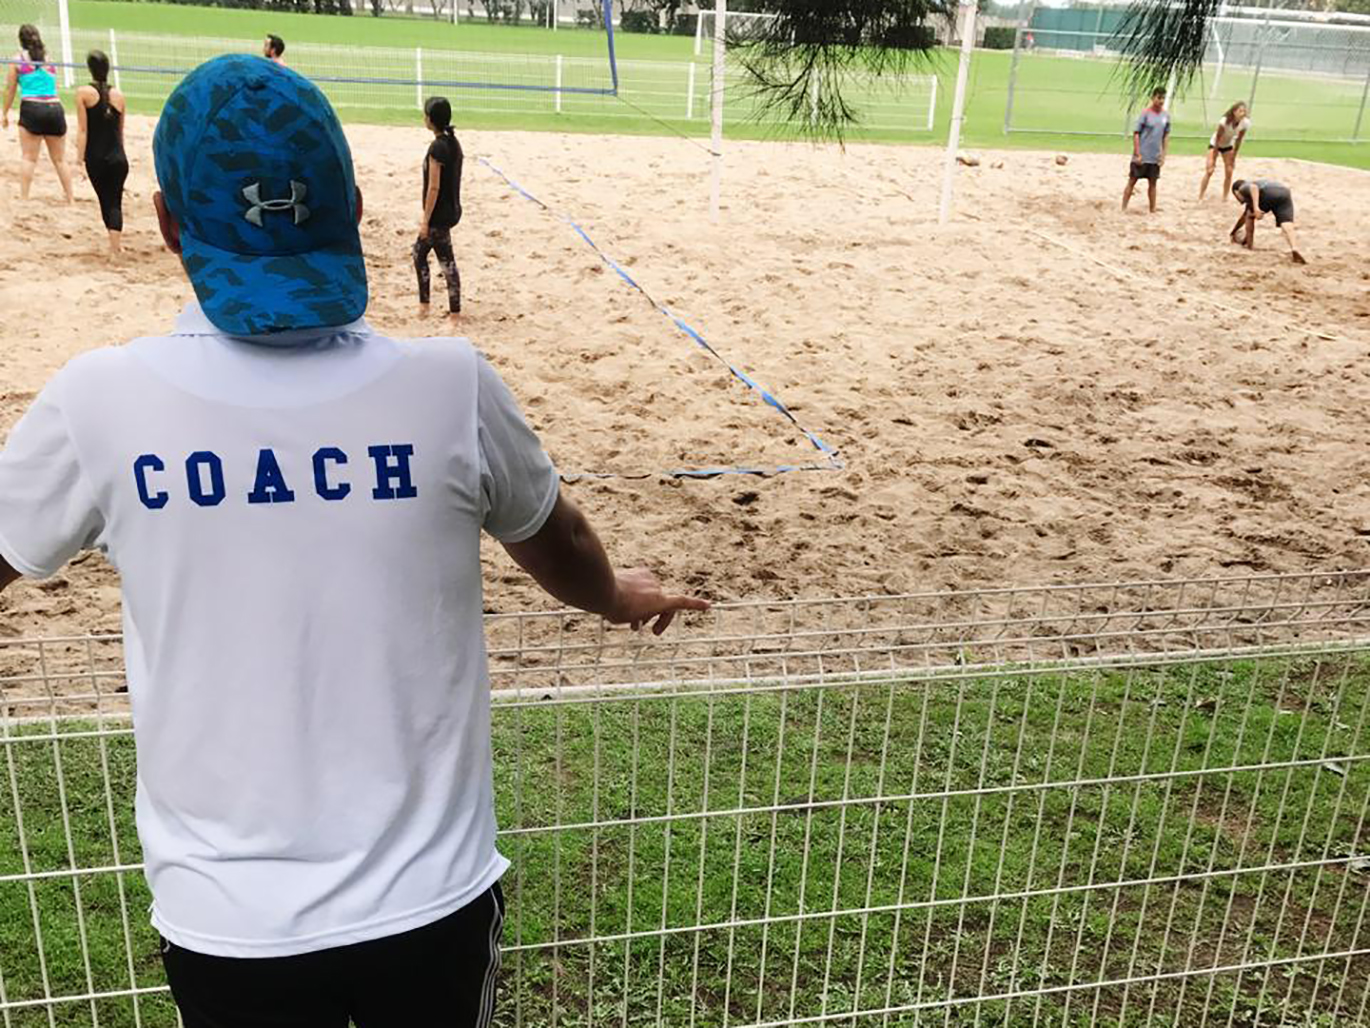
[1123,88,1170,214]
[1199,102,1249,201]
[1229,178,1305,265]
[0,55,706,1028]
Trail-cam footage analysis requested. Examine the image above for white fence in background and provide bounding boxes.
[55,29,937,134]
[2,571,1368,1026]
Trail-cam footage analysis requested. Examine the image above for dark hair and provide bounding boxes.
[265,34,285,58]
[1151,87,1166,99]
[1232,179,1248,196]
[18,24,45,63]
[86,50,117,110]
[1223,101,1246,123]
[424,96,454,137]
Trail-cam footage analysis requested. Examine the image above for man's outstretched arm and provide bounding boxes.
[503,494,709,635]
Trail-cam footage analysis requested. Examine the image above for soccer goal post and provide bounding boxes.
[695,7,777,56]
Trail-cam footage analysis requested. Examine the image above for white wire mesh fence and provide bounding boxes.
[2,570,1369,1026]
[56,29,937,135]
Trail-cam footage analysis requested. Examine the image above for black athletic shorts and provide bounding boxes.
[160,881,505,1028]
[1265,193,1296,226]
[1209,144,1234,154]
[18,99,66,137]
[1129,159,1160,181]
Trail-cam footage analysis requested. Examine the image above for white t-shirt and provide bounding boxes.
[0,304,559,957]
[1211,116,1251,149]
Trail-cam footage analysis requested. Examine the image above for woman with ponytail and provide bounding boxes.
[75,50,128,255]
[2,24,73,202]
[414,95,463,316]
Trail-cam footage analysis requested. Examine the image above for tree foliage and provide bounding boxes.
[730,0,950,140]
[1111,0,1221,101]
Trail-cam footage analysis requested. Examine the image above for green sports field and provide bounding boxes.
[41,1,1370,169]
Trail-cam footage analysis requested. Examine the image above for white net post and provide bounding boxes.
[57,0,72,87]
[686,60,696,118]
[695,8,704,56]
[108,28,119,93]
[939,0,976,224]
[555,53,563,113]
[415,46,422,111]
[927,75,937,131]
[709,0,725,223]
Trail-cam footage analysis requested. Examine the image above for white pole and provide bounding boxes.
[1210,4,1228,101]
[58,0,74,88]
[416,47,423,110]
[450,0,456,26]
[927,74,938,132]
[552,0,558,31]
[686,60,696,119]
[556,54,563,113]
[695,9,704,57]
[938,0,976,225]
[109,29,121,93]
[709,0,726,223]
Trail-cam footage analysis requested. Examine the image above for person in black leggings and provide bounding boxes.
[75,50,129,256]
[414,96,463,316]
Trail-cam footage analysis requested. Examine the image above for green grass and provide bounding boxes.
[43,1,1370,168]
[3,656,1368,1026]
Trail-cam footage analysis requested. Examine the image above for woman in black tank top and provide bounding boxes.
[75,50,129,256]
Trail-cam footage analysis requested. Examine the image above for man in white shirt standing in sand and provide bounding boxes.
[0,53,707,1027]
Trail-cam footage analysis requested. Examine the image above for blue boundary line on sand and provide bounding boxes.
[478,156,843,482]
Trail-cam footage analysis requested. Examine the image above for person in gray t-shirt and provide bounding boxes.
[1122,88,1171,213]
[1229,178,1306,264]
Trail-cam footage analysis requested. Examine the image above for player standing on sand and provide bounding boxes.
[2,24,74,202]
[1122,87,1170,214]
[1199,102,1249,201]
[1228,178,1306,264]
[414,95,463,317]
[0,55,707,1027]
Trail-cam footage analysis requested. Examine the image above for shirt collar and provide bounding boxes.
[172,302,373,349]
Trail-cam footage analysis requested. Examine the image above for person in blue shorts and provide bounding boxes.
[1122,88,1170,214]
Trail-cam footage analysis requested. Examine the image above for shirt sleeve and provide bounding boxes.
[475,353,559,543]
[0,374,105,578]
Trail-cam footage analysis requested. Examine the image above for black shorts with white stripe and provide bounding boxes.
[160,881,506,1028]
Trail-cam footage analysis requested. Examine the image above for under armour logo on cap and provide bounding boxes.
[242,180,310,227]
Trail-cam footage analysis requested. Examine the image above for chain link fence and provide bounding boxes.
[1005,13,1370,144]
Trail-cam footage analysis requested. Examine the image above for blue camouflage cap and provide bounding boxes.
[153,54,368,336]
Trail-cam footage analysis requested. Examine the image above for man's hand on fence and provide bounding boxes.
[607,568,710,635]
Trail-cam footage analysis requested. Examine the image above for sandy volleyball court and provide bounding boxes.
[2,116,1368,642]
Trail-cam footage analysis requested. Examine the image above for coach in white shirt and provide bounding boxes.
[0,54,706,1028]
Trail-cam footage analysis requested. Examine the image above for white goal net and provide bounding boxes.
[695,9,778,55]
